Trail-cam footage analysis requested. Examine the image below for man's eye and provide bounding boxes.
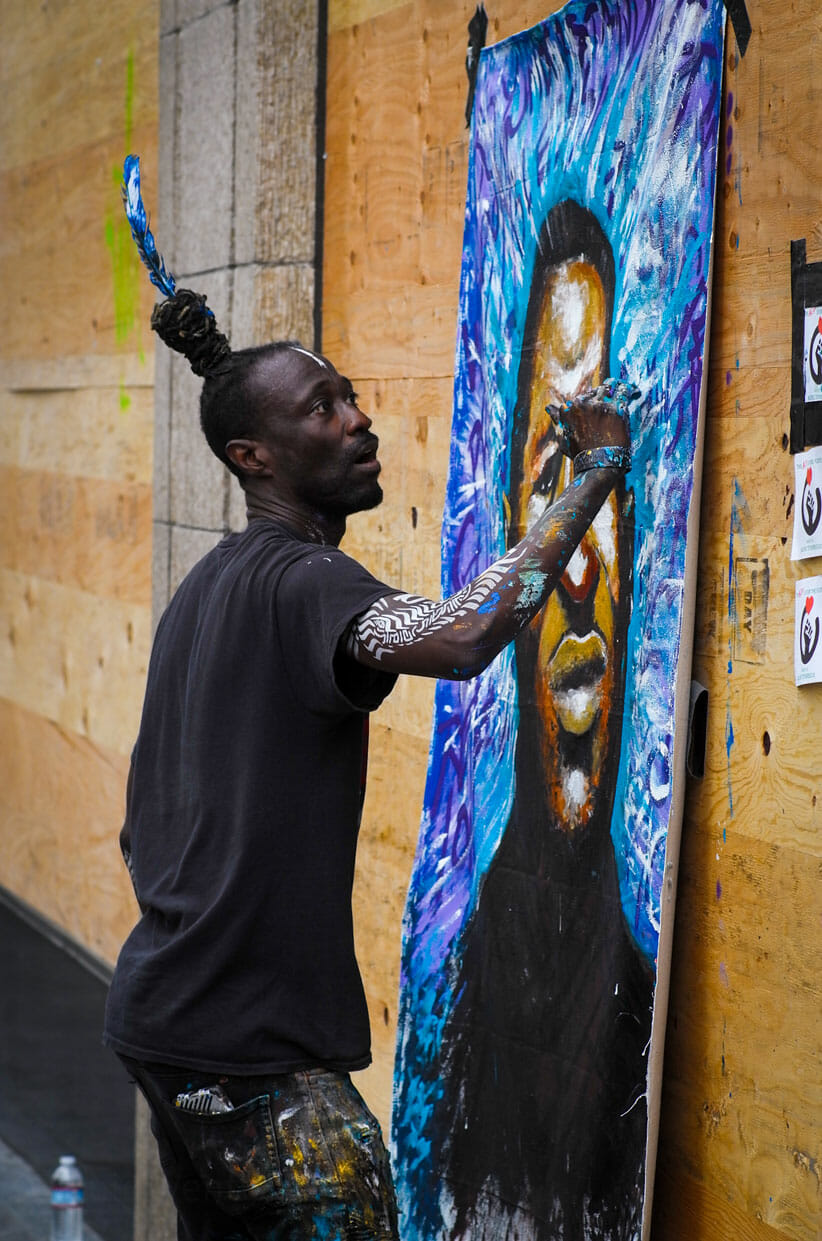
[347,390,359,405]
[312,399,331,415]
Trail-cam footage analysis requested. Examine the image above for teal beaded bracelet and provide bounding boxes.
[573,445,631,477]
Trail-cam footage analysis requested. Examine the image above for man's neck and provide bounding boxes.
[243,486,345,547]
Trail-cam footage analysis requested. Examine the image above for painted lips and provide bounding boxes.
[547,631,607,735]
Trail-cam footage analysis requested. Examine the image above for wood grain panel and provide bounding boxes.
[0,0,158,174]
[653,1161,800,1241]
[343,376,453,596]
[0,387,153,485]
[655,12,822,1236]
[328,0,410,35]
[0,126,159,361]
[658,826,821,1239]
[0,697,137,965]
[354,720,434,1125]
[694,530,807,662]
[0,568,150,758]
[325,8,423,296]
[0,356,155,392]
[323,281,459,379]
[697,413,793,556]
[324,1,565,374]
[0,466,151,607]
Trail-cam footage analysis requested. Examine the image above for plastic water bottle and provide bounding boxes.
[50,1155,84,1241]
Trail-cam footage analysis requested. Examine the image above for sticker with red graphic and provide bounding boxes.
[804,307,822,402]
[795,576,822,684]
[792,447,822,560]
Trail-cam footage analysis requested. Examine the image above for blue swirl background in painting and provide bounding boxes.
[392,1,724,1235]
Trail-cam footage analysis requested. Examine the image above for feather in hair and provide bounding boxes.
[122,155,177,298]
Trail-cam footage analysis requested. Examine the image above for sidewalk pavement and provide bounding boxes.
[0,1137,104,1241]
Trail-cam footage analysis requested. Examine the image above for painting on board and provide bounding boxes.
[392,2,726,1239]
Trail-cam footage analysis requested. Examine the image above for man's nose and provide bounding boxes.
[560,532,599,603]
[345,403,372,433]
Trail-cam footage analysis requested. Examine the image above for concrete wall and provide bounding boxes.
[152,0,320,616]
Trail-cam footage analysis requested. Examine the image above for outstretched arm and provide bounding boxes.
[346,383,637,681]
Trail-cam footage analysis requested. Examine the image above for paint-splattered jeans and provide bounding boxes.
[120,1057,399,1241]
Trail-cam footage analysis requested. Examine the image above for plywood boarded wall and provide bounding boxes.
[2,2,818,1237]
[0,0,159,963]
[323,3,821,1239]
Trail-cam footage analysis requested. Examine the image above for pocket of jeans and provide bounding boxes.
[162,1093,282,1213]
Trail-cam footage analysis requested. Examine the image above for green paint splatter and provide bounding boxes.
[104,46,142,396]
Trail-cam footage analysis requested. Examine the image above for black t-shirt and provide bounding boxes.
[103,519,397,1074]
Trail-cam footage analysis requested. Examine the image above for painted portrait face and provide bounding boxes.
[511,248,631,834]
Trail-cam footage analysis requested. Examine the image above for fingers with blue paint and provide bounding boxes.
[545,403,573,456]
[347,379,638,680]
[585,378,642,412]
[545,380,640,464]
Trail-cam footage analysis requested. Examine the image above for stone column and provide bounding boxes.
[134,2,322,1236]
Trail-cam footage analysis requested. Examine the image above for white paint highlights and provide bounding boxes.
[289,345,328,369]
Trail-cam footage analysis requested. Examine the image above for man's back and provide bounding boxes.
[104,519,396,1074]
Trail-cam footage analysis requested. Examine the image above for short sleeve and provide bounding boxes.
[275,548,398,715]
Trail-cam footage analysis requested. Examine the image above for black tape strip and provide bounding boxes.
[723,0,752,57]
[723,0,752,56]
[790,239,822,453]
[465,4,489,128]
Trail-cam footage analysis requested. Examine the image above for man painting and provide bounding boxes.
[103,258,639,1240]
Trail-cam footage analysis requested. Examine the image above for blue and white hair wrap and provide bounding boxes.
[122,155,177,298]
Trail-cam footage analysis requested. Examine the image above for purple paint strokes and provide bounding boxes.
[716,878,722,900]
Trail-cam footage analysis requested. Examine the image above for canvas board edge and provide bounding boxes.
[639,151,723,1241]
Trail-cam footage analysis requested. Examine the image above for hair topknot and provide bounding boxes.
[151,288,233,378]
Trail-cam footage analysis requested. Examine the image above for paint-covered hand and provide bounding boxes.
[547,379,639,458]
[348,377,641,681]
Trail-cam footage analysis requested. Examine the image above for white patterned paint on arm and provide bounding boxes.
[347,545,530,664]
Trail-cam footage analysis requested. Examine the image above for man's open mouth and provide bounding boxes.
[353,439,381,472]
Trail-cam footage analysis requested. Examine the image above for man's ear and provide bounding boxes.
[225,439,272,477]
